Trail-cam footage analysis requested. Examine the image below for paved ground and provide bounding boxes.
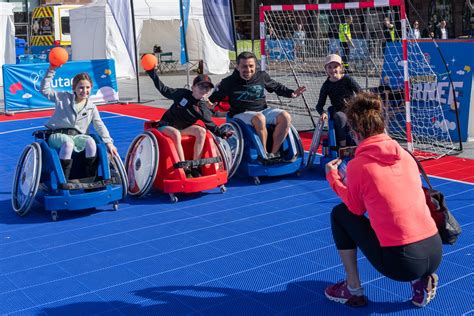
[1,70,473,159]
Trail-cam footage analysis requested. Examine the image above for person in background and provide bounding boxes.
[316,54,361,147]
[209,51,306,159]
[338,15,354,71]
[40,66,117,181]
[382,17,395,51]
[435,20,449,39]
[410,20,421,39]
[293,23,306,61]
[324,92,442,308]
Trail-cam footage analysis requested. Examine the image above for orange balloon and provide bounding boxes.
[141,54,158,71]
[49,47,69,67]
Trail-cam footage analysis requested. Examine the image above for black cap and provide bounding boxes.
[192,74,214,88]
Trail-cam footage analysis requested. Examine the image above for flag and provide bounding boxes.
[107,0,136,73]
[179,0,190,64]
[202,0,236,51]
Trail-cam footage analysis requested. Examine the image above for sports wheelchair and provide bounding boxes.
[220,117,305,185]
[306,116,356,170]
[125,121,234,203]
[12,130,128,221]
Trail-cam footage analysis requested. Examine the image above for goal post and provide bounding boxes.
[260,0,459,159]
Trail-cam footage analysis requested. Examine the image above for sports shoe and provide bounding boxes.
[411,273,439,307]
[190,167,202,178]
[325,281,367,307]
[267,152,280,159]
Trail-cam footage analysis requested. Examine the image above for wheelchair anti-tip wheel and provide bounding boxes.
[125,131,159,198]
[12,143,42,216]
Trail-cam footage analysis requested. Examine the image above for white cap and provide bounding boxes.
[324,54,342,67]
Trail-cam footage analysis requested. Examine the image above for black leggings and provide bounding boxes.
[331,203,442,282]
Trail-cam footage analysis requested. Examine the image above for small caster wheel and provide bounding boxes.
[112,202,119,211]
[296,171,301,177]
[253,177,260,185]
[169,193,178,203]
[220,185,227,193]
[51,211,58,221]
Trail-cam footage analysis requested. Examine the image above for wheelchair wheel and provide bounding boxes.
[306,120,324,169]
[125,131,159,197]
[218,122,244,179]
[110,154,128,200]
[12,143,42,216]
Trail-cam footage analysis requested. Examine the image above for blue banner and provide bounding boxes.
[381,41,473,142]
[202,0,235,51]
[2,59,119,113]
[179,0,190,64]
[266,39,295,61]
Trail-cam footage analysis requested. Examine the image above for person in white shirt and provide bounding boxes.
[410,20,421,39]
[435,20,449,39]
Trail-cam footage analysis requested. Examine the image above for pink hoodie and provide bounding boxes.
[326,134,438,247]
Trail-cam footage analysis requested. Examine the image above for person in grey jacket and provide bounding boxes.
[40,66,117,180]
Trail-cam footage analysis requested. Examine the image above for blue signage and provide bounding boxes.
[381,41,473,142]
[2,59,119,113]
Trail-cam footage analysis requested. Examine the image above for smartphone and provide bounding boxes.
[338,146,357,159]
[338,160,348,184]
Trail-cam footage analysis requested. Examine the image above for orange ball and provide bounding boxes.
[141,54,158,71]
[49,47,69,67]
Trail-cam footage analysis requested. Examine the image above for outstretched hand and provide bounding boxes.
[107,143,118,157]
[292,86,306,98]
[325,158,341,175]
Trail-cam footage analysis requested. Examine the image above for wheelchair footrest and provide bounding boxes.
[258,155,298,166]
[174,157,222,169]
[60,177,118,190]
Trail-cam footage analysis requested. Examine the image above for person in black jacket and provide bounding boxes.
[209,51,306,159]
[146,69,228,176]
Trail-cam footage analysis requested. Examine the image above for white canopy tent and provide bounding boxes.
[0,3,16,86]
[69,0,230,79]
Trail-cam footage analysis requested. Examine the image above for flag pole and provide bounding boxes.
[229,0,238,56]
[130,0,141,103]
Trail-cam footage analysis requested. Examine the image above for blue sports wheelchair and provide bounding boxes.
[306,115,356,171]
[220,117,305,185]
[11,130,128,221]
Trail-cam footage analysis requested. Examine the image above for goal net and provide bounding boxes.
[260,0,458,159]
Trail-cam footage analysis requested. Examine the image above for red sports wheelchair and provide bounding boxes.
[125,120,236,203]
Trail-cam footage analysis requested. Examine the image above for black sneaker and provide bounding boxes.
[190,167,202,178]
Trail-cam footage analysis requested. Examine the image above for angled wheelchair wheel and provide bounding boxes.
[306,119,325,169]
[110,154,129,200]
[125,131,159,197]
[12,143,42,216]
[218,122,244,178]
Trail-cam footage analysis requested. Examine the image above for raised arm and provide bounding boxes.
[146,69,180,100]
[40,66,59,102]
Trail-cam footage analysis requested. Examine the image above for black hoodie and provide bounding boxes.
[147,70,219,133]
[209,69,294,117]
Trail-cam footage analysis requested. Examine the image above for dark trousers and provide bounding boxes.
[331,203,442,282]
[329,108,354,146]
[341,42,350,68]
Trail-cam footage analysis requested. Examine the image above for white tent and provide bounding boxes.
[69,0,230,79]
[0,3,16,86]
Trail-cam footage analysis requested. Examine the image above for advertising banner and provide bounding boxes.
[381,41,473,142]
[3,59,119,113]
